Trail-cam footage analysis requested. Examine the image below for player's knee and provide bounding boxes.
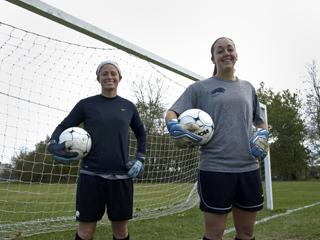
[204,223,225,240]
[112,220,128,239]
[77,221,97,240]
[235,224,254,239]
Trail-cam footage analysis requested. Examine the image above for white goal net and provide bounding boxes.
[0,21,199,239]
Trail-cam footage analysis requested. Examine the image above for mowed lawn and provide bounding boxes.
[1,181,320,240]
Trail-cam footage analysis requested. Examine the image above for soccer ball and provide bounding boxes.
[59,127,92,159]
[178,109,214,145]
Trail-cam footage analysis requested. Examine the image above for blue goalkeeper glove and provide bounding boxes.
[166,119,202,144]
[250,128,269,160]
[127,152,145,178]
[47,140,79,164]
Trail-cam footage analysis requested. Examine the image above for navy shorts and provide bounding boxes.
[198,169,264,214]
[76,174,133,222]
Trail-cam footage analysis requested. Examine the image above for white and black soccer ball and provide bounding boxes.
[178,109,214,145]
[59,127,92,159]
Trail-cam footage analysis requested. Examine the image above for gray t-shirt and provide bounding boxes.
[169,77,265,173]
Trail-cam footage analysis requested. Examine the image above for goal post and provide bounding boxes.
[260,103,274,210]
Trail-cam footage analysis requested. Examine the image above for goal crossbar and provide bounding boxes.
[5,0,204,81]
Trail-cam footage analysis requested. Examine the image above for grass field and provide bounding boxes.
[0,182,196,223]
[2,181,320,240]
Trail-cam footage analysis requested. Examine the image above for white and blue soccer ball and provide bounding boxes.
[178,108,214,145]
[59,127,92,159]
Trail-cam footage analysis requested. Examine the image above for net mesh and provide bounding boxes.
[0,21,198,239]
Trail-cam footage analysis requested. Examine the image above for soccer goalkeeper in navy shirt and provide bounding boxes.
[47,60,147,240]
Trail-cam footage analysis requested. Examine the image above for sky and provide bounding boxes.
[1,0,320,93]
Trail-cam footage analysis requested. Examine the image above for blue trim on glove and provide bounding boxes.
[167,119,202,143]
[48,140,79,164]
[53,155,79,164]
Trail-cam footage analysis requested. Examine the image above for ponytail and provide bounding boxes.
[213,65,217,76]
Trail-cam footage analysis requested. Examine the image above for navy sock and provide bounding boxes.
[113,234,129,240]
[235,237,255,240]
[75,233,84,240]
[75,233,93,240]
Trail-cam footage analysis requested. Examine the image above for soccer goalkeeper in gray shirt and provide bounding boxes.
[165,37,268,240]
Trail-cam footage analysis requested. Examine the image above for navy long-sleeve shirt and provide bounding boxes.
[50,94,147,174]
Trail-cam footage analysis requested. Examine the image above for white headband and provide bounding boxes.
[96,60,122,77]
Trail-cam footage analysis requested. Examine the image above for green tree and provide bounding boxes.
[258,83,309,180]
[0,162,13,180]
